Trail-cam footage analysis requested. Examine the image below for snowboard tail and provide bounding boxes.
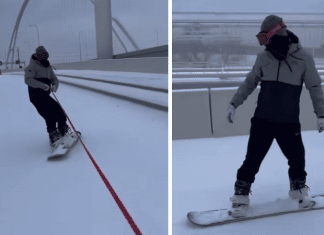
[187,195,324,226]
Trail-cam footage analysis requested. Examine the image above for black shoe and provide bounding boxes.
[49,129,61,144]
[234,180,252,196]
[231,180,252,208]
[58,124,70,137]
[289,178,312,208]
[289,178,308,191]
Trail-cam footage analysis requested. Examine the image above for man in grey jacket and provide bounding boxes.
[25,46,70,147]
[225,15,324,216]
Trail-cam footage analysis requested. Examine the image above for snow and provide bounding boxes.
[173,132,324,234]
[0,74,167,235]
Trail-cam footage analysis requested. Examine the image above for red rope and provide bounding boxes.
[52,92,142,235]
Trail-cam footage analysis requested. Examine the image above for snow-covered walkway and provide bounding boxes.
[0,74,168,235]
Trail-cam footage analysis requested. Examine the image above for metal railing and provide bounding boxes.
[172,12,324,69]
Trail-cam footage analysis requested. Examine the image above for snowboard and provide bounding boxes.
[48,131,81,160]
[187,195,324,226]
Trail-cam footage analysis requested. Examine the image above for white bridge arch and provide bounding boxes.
[6,0,139,69]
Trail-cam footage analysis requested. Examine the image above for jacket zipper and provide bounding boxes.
[276,61,281,82]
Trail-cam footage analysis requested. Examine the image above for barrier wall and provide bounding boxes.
[172,89,212,139]
[113,45,168,59]
[299,87,319,131]
[211,88,257,138]
[172,85,322,140]
[3,57,168,74]
[52,57,167,74]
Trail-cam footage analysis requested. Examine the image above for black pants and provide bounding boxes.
[28,86,66,133]
[237,117,307,184]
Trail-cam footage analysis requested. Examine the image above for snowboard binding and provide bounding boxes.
[228,195,250,217]
[228,204,249,217]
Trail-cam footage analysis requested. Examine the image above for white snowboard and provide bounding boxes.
[187,195,324,226]
[48,131,80,160]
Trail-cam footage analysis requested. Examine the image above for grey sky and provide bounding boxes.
[0,0,167,65]
[172,0,324,13]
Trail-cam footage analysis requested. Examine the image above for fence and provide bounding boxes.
[172,12,324,69]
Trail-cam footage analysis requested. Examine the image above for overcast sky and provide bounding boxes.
[0,0,168,65]
[173,0,324,13]
[1,0,323,66]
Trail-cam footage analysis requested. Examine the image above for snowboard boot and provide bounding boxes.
[228,180,252,217]
[58,124,71,137]
[289,178,313,209]
[49,129,62,150]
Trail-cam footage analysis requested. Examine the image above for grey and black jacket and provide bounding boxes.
[230,40,324,123]
[24,54,59,102]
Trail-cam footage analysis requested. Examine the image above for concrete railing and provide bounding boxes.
[173,89,212,139]
[52,57,167,74]
[113,45,168,59]
[173,85,321,140]
[173,69,324,78]
[3,57,167,74]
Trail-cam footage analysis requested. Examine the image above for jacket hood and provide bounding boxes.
[287,30,302,56]
[263,30,303,73]
[266,30,301,57]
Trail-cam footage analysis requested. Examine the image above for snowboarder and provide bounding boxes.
[24,46,70,148]
[226,15,324,215]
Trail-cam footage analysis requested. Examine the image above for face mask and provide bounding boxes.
[266,35,291,60]
[37,52,49,61]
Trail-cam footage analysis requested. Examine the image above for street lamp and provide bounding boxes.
[79,31,82,61]
[29,24,40,46]
[154,30,159,46]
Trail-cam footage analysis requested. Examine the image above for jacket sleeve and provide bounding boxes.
[303,53,324,118]
[50,67,59,88]
[24,66,45,89]
[230,54,262,108]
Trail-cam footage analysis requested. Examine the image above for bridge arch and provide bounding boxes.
[6,0,139,69]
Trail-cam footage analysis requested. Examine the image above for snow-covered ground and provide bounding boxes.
[0,74,168,235]
[173,132,324,235]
